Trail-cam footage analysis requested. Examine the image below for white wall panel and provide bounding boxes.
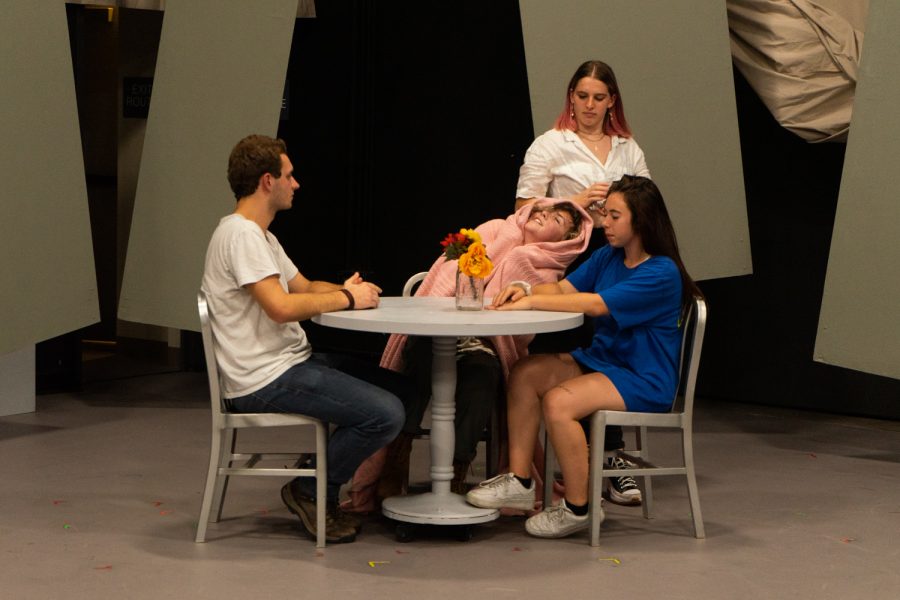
[119,0,297,331]
[815,0,900,380]
[0,2,98,356]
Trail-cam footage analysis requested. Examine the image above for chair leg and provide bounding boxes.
[195,427,226,543]
[682,427,705,539]
[315,422,328,548]
[542,429,555,510]
[589,413,607,547]
[210,427,235,522]
[636,425,653,519]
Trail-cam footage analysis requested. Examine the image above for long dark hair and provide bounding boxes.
[608,175,703,310]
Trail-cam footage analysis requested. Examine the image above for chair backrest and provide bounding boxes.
[672,296,707,416]
[197,291,226,419]
[402,271,429,297]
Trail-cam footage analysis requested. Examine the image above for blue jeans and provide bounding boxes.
[228,353,407,502]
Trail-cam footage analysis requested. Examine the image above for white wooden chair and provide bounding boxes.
[195,292,329,547]
[544,296,708,545]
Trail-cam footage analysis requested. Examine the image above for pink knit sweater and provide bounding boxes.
[380,200,593,379]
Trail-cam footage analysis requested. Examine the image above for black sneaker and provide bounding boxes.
[280,483,357,543]
[604,456,642,506]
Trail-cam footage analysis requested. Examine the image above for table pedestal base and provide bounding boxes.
[382,493,498,525]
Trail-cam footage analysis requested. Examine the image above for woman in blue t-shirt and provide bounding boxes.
[465,175,702,539]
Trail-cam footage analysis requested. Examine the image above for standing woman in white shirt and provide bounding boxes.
[515,60,649,507]
[516,60,650,229]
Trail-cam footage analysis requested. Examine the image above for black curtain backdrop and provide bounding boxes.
[275,1,533,358]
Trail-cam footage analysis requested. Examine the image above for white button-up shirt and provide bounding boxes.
[516,129,650,200]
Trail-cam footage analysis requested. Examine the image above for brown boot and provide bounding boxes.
[377,432,414,500]
[451,460,471,495]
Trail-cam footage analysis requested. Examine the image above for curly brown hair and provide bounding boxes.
[227,134,287,199]
[532,201,584,240]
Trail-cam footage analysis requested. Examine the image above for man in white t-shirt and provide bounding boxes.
[201,134,407,544]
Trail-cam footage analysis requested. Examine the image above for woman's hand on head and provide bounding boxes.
[572,181,610,209]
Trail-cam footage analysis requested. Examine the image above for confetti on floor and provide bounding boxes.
[52,500,65,506]
[94,565,113,571]
[598,557,621,565]
[368,561,391,568]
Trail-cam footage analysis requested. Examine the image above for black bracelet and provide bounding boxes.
[339,288,355,310]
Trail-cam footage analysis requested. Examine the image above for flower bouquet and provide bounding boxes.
[440,228,493,310]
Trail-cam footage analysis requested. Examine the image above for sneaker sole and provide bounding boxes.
[465,492,535,511]
[603,490,642,506]
[525,517,591,538]
[604,480,642,506]
[281,486,357,544]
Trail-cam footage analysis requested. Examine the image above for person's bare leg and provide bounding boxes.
[506,354,583,477]
[542,372,625,504]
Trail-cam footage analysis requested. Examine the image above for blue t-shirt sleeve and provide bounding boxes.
[565,246,610,292]
[601,258,681,329]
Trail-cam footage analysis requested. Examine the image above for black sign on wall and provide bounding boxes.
[123,77,153,118]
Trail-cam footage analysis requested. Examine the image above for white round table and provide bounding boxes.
[312,296,583,525]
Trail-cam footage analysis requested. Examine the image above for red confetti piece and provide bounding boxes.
[52,500,65,506]
[395,550,410,554]
[512,547,523,552]
[159,510,173,516]
[808,453,817,458]
[841,537,855,543]
[152,501,164,507]
[94,565,113,571]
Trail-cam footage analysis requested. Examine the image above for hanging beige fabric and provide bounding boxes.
[728,0,865,142]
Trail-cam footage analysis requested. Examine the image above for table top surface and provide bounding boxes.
[311,296,583,336]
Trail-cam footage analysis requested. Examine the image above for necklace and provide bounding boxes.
[577,131,607,152]
[578,131,605,141]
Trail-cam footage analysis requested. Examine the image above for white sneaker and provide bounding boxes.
[525,500,600,539]
[466,473,535,510]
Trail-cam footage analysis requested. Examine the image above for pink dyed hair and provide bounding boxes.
[553,60,632,138]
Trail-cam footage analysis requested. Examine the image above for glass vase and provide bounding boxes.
[455,271,485,310]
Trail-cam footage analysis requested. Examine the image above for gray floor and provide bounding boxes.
[2,369,899,600]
